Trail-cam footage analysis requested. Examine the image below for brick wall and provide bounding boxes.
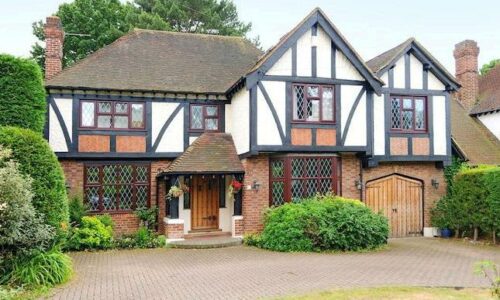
[241,154,269,233]
[165,223,184,240]
[44,16,63,80]
[454,40,479,111]
[340,154,362,200]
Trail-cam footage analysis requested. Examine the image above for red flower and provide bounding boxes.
[231,179,243,190]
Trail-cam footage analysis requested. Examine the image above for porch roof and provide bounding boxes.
[159,133,244,176]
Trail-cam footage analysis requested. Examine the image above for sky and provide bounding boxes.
[1,0,499,74]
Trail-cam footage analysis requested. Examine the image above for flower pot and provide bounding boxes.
[441,228,452,238]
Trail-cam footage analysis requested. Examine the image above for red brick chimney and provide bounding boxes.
[453,40,479,111]
[44,16,64,80]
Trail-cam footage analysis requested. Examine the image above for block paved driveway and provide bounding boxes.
[49,238,499,300]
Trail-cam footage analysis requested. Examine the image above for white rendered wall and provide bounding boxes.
[428,72,445,90]
[54,98,72,142]
[478,112,500,140]
[257,86,282,145]
[296,29,312,77]
[380,72,389,86]
[393,57,405,88]
[433,96,447,155]
[227,89,250,154]
[49,105,68,152]
[218,175,234,233]
[152,102,181,151]
[262,81,286,135]
[340,85,363,137]
[267,48,292,76]
[373,94,385,155]
[343,91,367,146]
[410,54,423,89]
[316,27,332,78]
[336,50,363,81]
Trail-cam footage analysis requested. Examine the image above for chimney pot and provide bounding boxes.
[453,39,479,111]
[44,16,64,80]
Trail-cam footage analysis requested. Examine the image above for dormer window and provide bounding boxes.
[390,96,427,132]
[292,84,335,123]
[190,104,220,131]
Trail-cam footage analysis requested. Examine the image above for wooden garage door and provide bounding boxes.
[365,175,423,238]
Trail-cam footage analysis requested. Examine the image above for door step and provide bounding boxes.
[185,230,230,239]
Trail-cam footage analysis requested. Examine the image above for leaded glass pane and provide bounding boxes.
[102,185,116,210]
[206,106,218,116]
[98,102,111,113]
[318,179,332,194]
[115,103,128,114]
[307,86,319,97]
[81,102,95,127]
[415,99,425,129]
[103,165,117,184]
[305,159,318,177]
[97,115,112,128]
[191,106,203,129]
[205,118,218,130]
[305,179,317,197]
[136,185,148,209]
[403,98,413,109]
[391,98,401,129]
[291,180,302,202]
[85,186,100,211]
[131,104,144,128]
[291,158,303,177]
[136,166,148,183]
[322,87,334,121]
[271,160,284,178]
[119,185,133,210]
[86,166,99,184]
[318,159,333,177]
[114,116,128,129]
[271,182,285,206]
[306,100,320,121]
[403,111,413,130]
[120,165,133,183]
[293,85,305,120]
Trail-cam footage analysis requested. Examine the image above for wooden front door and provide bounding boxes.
[365,175,423,238]
[191,175,219,231]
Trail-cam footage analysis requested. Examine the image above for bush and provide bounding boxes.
[0,147,54,264]
[7,249,72,287]
[0,54,46,133]
[68,194,87,226]
[0,127,68,240]
[242,233,261,247]
[115,226,165,249]
[257,195,389,252]
[67,216,113,250]
[135,206,159,230]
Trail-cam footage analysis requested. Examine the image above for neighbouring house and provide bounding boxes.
[451,40,500,165]
[44,8,458,239]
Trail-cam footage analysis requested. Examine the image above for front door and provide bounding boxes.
[191,175,219,231]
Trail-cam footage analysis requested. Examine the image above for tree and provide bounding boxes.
[480,59,500,76]
[135,0,251,36]
[31,0,171,72]
[0,54,46,133]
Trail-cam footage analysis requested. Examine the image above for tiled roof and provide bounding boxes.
[164,133,244,175]
[451,98,500,165]
[470,64,500,115]
[45,29,262,95]
[366,38,413,74]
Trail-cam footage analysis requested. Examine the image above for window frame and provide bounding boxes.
[83,163,150,213]
[292,83,336,124]
[79,100,146,130]
[390,95,428,133]
[189,104,221,132]
[269,156,341,206]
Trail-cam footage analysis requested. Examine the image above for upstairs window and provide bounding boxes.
[293,84,335,123]
[80,101,145,130]
[190,104,220,131]
[391,96,427,132]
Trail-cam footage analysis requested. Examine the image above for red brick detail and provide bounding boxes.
[340,154,361,200]
[109,213,140,236]
[390,137,408,155]
[116,136,146,153]
[44,16,64,80]
[165,222,184,239]
[454,40,479,111]
[78,135,110,152]
[233,217,244,237]
[150,161,171,233]
[291,128,312,145]
[412,137,430,155]
[241,155,269,233]
[60,160,84,197]
[316,128,336,146]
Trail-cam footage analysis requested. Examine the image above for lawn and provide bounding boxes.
[279,287,494,300]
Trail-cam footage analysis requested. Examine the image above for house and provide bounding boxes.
[451,40,500,165]
[44,8,457,240]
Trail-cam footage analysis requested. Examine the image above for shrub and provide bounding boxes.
[115,226,165,249]
[0,127,68,240]
[135,206,159,230]
[258,195,389,252]
[0,54,46,133]
[67,216,113,250]
[7,249,72,287]
[68,194,87,226]
[242,233,261,247]
[0,147,54,263]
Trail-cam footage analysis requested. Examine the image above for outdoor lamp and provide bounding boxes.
[252,180,261,191]
[354,179,363,190]
[431,179,439,189]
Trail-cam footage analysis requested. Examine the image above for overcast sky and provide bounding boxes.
[1,0,499,74]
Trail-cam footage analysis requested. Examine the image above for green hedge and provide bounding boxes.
[255,195,389,252]
[0,127,68,239]
[0,54,46,133]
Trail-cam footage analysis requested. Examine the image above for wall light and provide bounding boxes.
[252,180,261,191]
[354,179,363,190]
[431,179,439,189]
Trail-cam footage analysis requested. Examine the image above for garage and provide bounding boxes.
[365,175,423,238]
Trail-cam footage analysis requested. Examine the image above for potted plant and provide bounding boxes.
[167,185,183,198]
[431,196,453,238]
[228,179,243,194]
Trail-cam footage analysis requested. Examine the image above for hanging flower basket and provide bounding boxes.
[180,183,190,193]
[230,179,243,194]
[168,185,184,198]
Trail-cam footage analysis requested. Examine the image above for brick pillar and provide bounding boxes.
[454,40,479,111]
[241,155,269,233]
[232,216,244,238]
[164,219,184,241]
[340,154,362,200]
[44,16,64,80]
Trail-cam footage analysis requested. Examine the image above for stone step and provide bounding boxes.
[185,230,230,239]
[169,237,243,249]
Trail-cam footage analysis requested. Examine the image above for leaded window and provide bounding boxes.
[269,157,340,206]
[390,96,427,132]
[80,101,145,130]
[190,104,220,131]
[84,163,150,212]
[293,84,335,123]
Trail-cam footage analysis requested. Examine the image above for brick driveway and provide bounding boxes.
[49,238,499,300]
